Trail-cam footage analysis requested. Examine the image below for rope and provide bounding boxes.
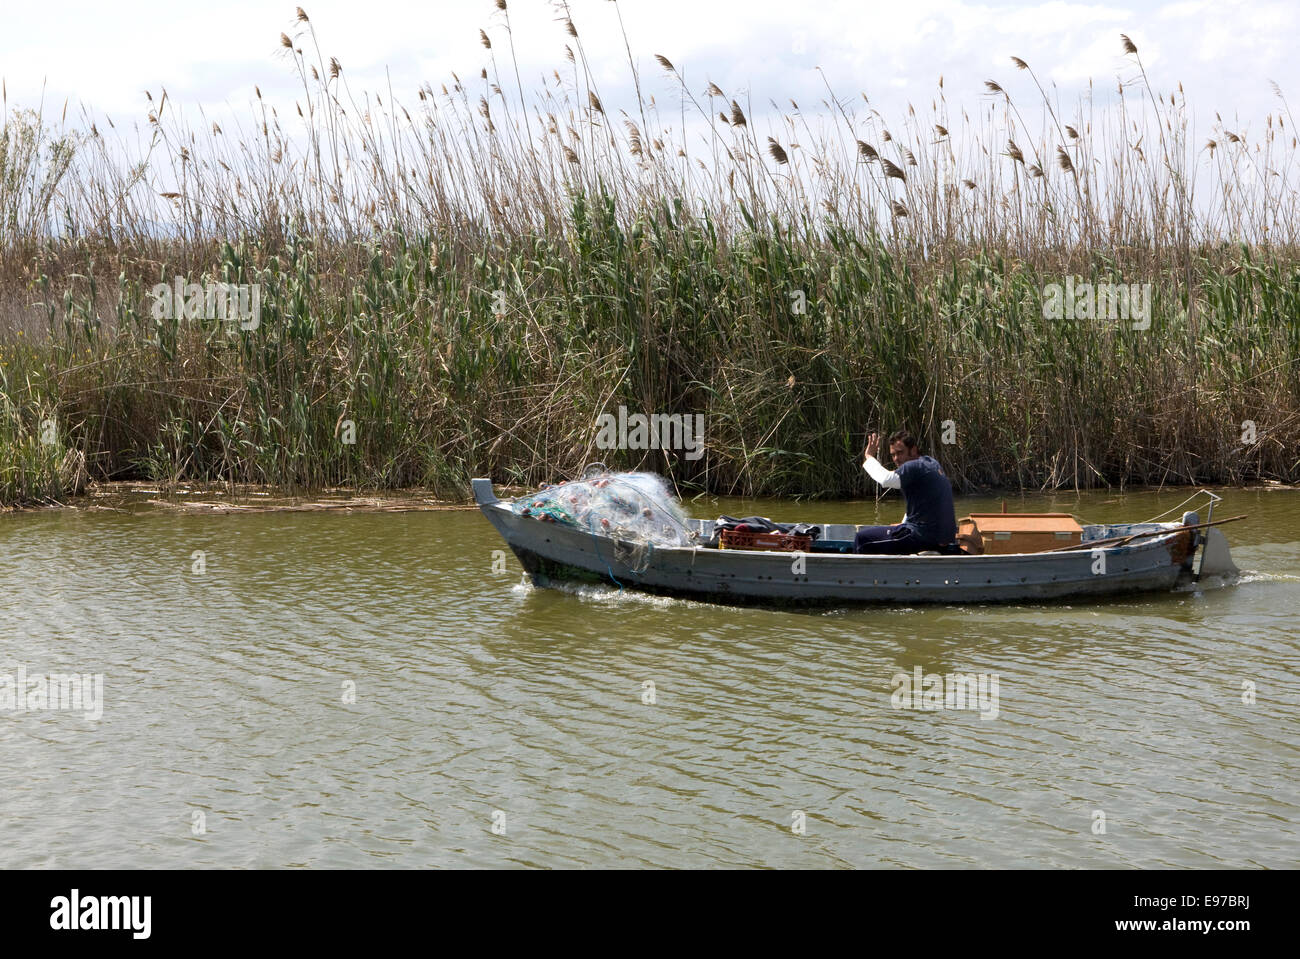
[1136,489,1220,525]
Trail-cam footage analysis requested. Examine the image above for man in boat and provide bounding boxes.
[856,430,958,554]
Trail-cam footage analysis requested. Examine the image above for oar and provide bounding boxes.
[1044,514,1248,552]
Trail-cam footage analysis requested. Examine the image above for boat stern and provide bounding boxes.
[1196,527,1239,579]
[1177,509,1240,583]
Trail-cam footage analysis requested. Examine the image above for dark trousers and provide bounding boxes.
[853,524,934,555]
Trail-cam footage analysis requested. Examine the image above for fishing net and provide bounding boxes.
[508,469,695,551]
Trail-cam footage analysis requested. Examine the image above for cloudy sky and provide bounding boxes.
[3,0,1294,147]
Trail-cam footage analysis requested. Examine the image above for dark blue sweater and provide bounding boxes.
[897,456,957,545]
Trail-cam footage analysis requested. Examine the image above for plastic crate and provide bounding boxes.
[718,529,813,552]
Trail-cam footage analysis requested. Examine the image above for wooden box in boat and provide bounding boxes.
[963,513,1083,554]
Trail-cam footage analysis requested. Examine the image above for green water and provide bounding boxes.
[1,487,1297,867]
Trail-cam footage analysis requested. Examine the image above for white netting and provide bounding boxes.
[508,469,693,548]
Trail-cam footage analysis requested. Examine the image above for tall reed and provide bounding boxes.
[2,7,1297,504]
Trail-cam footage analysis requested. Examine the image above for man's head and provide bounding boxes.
[887,430,921,467]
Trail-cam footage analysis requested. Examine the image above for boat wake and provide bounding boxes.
[1170,569,1290,592]
[511,577,700,609]
[1229,569,1300,584]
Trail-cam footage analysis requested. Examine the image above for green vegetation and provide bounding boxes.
[2,8,1298,504]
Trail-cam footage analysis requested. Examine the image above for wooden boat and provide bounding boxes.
[473,478,1240,605]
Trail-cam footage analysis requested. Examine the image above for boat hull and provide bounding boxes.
[474,479,1193,606]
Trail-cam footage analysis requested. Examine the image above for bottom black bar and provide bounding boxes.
[0,868,1276,946]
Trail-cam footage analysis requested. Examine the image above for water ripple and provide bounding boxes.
[1,492,1297,867]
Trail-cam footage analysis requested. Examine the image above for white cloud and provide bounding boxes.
[1,0,1292,145]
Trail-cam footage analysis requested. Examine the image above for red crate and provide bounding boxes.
[718,529,813,552]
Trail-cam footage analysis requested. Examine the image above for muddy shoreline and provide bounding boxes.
[2,481,487,514]
[4,478,1297,514]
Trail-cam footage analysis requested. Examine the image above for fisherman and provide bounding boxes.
[856,430,957,554]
